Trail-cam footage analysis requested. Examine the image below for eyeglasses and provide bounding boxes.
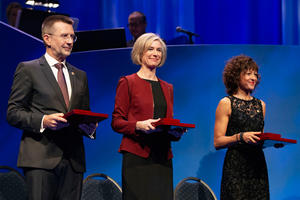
[47,33,77,42]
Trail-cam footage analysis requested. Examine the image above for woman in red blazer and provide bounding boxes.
[112,33,184,200]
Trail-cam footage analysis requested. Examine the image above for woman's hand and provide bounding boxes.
[136,119,160,134]
[241,131,261,144]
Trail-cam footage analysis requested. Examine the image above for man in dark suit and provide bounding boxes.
[7,15,97,200]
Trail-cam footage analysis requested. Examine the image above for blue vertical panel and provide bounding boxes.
[178,0,195,42]
[282,0,300,45]
[145,0,159,35]
[56,0,101,30]
[194,0,282,44]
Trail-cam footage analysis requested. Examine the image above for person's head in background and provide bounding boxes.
[127,11,147,45]
[6,2,22,27]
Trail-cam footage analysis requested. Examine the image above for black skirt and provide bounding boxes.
[122,151,173,200]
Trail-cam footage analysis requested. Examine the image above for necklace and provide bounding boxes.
[233,95,253,101]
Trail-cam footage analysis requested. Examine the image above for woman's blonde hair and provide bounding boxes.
[131,33,167,67]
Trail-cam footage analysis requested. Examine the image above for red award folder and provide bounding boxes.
[260,132,297,148]
[152,118,196,129]
[63,109,109,125]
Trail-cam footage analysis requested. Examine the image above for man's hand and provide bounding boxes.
[43,113,69,130]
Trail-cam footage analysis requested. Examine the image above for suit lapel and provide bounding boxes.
[39,56,68,112]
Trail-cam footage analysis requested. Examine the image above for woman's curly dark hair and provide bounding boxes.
[223,55,260,95]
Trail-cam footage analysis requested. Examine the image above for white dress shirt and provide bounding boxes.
[40,53,73,132]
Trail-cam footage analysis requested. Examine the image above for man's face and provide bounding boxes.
[128,14,146,39]
[43,21,75,61]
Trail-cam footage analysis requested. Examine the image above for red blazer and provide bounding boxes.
[111,73,176,159]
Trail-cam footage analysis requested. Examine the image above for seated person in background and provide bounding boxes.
[127,11,147,47]
[6,2,22,27]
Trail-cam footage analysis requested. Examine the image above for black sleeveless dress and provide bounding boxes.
[220,96,269,200]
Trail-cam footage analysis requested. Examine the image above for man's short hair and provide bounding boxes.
[129,11,147,24]
[131,33,167,67]
[41,15,73,36]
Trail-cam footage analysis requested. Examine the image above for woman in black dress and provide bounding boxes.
[214,55,269,200]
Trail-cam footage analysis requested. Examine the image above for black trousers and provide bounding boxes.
[23,158,83,200]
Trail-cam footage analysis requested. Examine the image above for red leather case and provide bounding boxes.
[260,132,297,148]
[63,109,109,125]
[152,118,196,129]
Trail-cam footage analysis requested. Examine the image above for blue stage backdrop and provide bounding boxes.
[1,22,299,199]
[4,0,300,44]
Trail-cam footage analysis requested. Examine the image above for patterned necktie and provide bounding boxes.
[55,63,69,108]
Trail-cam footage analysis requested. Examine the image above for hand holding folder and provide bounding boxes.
[151,118,195,136]
[151,118,196,129]
[63,109,109,139]
[63,109,108,124]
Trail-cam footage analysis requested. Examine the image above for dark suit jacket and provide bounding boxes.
[111,73,178,159]
[7,56,90,173]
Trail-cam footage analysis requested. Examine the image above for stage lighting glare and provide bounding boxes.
[25,0,35,6]
[25,0,59,8]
